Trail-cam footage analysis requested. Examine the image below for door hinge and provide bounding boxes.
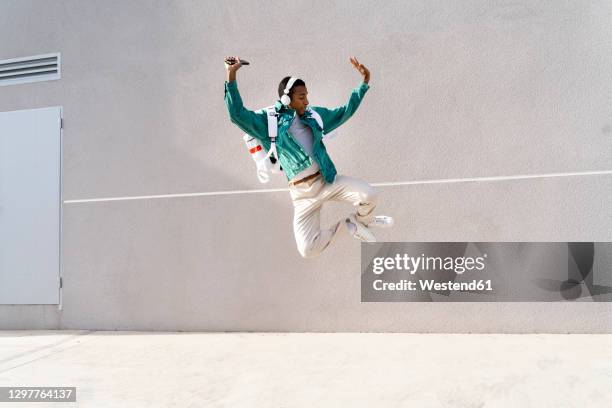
[60,118,64,129]
[59,277,63,288]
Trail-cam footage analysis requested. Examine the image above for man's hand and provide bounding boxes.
[225,56,242,82]
[225,56,242,72]
[350,56,370,84]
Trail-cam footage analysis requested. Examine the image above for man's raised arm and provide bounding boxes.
[312,56,371,134]
[223,56,268,142]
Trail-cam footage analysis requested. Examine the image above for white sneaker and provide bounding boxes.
[368,215,394,228]
[346,214,377,242]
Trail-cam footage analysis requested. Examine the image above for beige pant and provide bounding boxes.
[288,173,378,258]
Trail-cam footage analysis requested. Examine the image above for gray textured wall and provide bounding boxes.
[1,0,611,332]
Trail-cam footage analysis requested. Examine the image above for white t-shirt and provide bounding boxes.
[288,115,320,181]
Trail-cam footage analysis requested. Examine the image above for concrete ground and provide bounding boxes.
[0,331,610,407]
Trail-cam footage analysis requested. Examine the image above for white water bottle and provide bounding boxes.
[243,134,275,183]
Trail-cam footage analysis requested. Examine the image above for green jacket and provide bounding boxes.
[224,80,370,183]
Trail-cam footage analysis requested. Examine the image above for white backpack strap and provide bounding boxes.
[309,108,324,130]
[263,106,281,172]
[265,106,277,138]
[308,107,338,141]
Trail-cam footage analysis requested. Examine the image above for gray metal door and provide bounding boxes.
[0,106,62,304]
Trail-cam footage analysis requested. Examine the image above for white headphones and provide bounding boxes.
[280,76,299,106]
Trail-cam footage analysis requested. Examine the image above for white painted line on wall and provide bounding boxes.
[373,170,612,187]
[63,187,290,203]
[63,169,612,204]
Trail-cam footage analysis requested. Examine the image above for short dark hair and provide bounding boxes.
[278,76,306,98]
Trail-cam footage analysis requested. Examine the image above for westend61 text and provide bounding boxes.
[373,279,493,292]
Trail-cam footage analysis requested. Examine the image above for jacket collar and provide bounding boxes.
[274,100,285,113]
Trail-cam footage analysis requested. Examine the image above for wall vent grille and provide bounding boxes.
[0,53,61,87]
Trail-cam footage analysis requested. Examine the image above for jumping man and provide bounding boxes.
[223,56,393,258]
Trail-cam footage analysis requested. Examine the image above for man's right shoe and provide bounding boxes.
[347,214,377,242]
